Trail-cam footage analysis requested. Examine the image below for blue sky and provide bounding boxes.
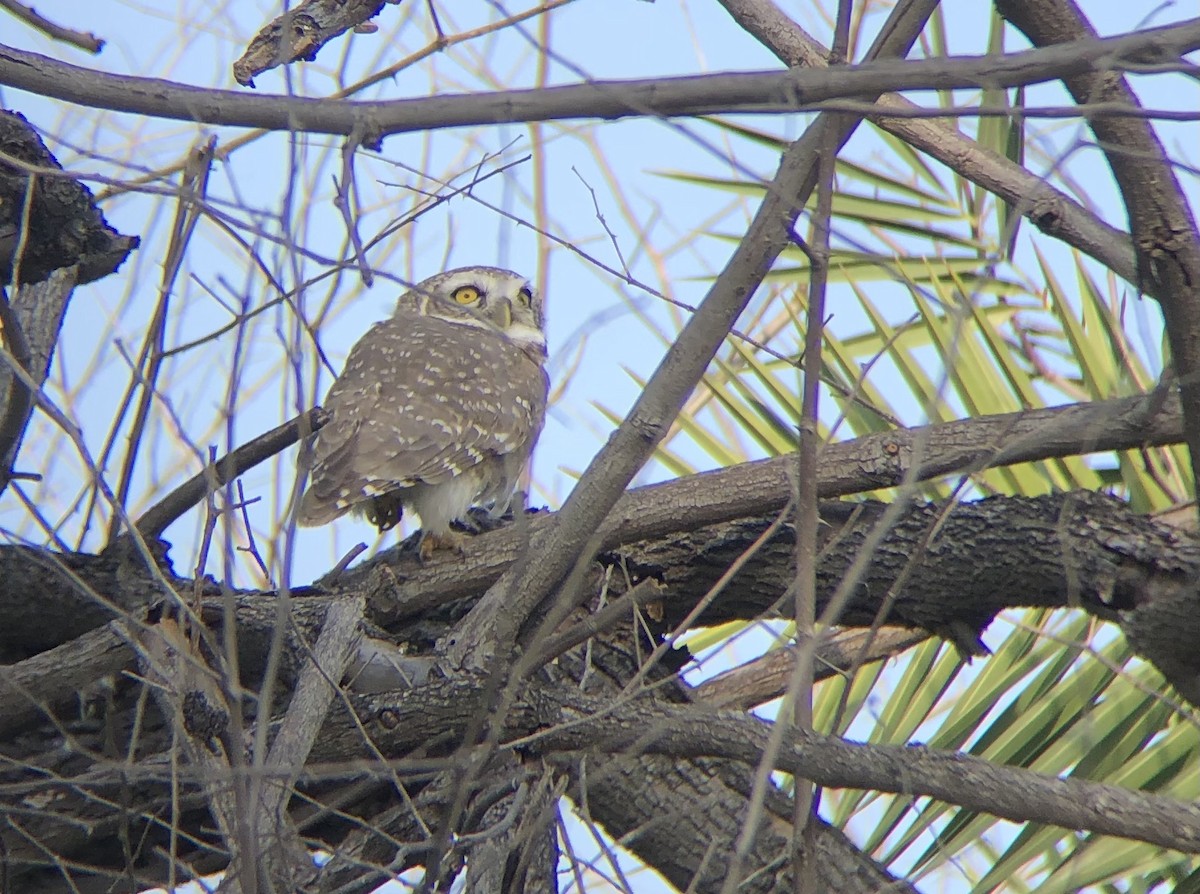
[3,2,1195,578]
[3,2,1199,890]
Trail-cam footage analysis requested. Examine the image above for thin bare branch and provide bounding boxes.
[0,0,104,53]
[443,0,976,671]
[0,21,1196,138]
[134,408,328,540]
[716,0,1145,297]
[692,628,929,710]
[105,139,217,543]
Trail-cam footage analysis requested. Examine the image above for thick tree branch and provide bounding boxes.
[332,679,1200,854]
[367,388,1184,624]
[717,0,1143,296]
[997,0,1200,511]
[0,389,1185,663]
[526,687,1200,853]
[10,490,1193,698]
[442,0,942,672]
[3,490,1198,891]
[0,620,132,736]
[0,21,1196,139]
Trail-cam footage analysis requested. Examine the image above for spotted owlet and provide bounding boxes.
[298,267,549,558]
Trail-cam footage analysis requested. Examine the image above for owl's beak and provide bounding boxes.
[497,297,513,329]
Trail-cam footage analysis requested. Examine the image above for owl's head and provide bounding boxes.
[399,266,546,358]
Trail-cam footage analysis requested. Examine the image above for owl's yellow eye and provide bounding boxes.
[451,285,481,304]
[516,287,533,307]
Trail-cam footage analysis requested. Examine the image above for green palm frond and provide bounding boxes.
[594,97,1190,889]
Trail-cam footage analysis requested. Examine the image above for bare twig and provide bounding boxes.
[234,480,271,581]
[2,22,1198,136]
[159,152,528,361]
[319,542,368,586]
[692,627,929,710]
[786,2,852,884]
[134,407,328,540]
[524,578,666,670]
[571,166,631,279]
[0,0,104,53]
[0,284,32,491]
[105,139,217,543]
[333,132,374,287]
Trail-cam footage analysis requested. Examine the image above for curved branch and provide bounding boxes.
[336,679,1200,854]
[367,388,1184,624]
[0,20,1196,138]
[133,407,327,539]
[996,0,1200,520]
[521,687,1200,854]
[440,0,943,671]
[717,0,1143,301]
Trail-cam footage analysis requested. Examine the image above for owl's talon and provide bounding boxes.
[455,506,506,535]
[418,530,466,563]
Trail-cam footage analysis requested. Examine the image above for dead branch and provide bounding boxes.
[233,0,395,88]
[1,22,1198,139]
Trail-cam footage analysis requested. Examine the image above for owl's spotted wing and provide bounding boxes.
[298,314,547,526]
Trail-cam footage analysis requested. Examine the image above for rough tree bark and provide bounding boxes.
[3,486,1200,892]
[0,110,136,490]
[2,3,1199,893]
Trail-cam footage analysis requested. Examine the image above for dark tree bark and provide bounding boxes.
[3,485,1199,893]
[0,111,137,491]
[2,4,1198,892]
